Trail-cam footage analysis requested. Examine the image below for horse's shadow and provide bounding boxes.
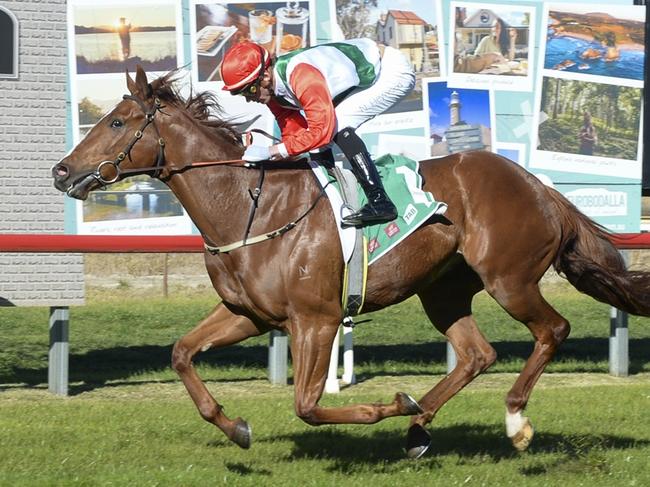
[258,424,649,473]
[1,343,269,394]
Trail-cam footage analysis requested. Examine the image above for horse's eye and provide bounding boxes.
[110,119,123,128]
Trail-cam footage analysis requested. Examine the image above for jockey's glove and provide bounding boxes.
[242,144,271,162]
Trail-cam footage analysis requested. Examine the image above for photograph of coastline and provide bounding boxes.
[545,5,645,80]
[536,76,642,160]
[71,1,181,74]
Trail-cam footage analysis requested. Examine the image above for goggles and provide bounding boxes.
[232,45,267,98]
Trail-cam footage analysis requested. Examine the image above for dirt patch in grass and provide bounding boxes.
[4,372,649,403]
[85,250,650,297]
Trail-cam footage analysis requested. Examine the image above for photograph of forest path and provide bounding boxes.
[537,77,641,159]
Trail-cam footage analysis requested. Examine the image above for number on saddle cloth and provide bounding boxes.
[313,154,448,265]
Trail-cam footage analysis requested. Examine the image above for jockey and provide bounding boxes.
[220,38,416,228]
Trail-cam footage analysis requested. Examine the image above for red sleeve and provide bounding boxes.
[267,99,309,138]
[270,63,336,156]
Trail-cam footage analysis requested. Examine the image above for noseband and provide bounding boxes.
[88,94,166,188]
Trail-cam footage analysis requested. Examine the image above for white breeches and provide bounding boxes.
[335,46,416,131]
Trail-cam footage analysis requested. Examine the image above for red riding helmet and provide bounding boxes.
[221,41,271,92]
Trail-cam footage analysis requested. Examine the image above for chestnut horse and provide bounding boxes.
[52,67,650,459]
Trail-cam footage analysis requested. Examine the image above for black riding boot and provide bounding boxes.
[334,128,397,228]
[343,151,398,227]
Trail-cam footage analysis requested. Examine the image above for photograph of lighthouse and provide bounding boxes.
[424,80,494,157]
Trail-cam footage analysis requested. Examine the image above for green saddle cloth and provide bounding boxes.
[319,154,448,265]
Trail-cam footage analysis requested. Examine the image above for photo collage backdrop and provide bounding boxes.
[67,0,190,234]
[65,0,646,234]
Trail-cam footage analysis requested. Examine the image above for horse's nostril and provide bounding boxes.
[53,164,69,179]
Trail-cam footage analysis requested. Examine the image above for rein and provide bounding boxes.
[117,128,281,179]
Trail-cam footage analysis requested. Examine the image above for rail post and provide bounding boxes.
[268,329,288,385]
[48,306,69,395]
[341,325,356,385]
[325,327,341,393]
[447,342,457,374]
[609,250,630,377]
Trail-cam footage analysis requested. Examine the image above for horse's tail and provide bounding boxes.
[549,187,650,316]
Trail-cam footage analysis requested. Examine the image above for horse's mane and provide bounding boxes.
[152,70,243,146]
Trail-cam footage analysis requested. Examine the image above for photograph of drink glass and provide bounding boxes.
[193,1,312,83]
[248,9,273,44]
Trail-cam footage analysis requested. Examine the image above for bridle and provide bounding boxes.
[72,93,260,197]
[75,94,167,194]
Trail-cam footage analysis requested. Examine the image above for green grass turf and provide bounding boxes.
[1,376,650,486]
[2,282,650,485]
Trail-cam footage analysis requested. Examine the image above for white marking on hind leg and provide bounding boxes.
[201,342,212,352]
[506,410,526,438]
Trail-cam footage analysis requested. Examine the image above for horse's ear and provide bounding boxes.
[125,65,152,98]
[126,68,138,96]
[135,65,151,98]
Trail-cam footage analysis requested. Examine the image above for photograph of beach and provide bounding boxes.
[544,5,645,80]
[71,0,181,75]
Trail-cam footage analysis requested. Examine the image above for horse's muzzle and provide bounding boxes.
[51,162,71,192]
[51,162,96,199]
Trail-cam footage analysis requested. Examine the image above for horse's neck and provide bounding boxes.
[159,114,318,246]
[173,165,321,244]
[167,165,256,241]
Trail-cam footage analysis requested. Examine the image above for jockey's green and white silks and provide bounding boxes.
[270,40,416,156]
[335,46,415,130]
[273,39,381,103]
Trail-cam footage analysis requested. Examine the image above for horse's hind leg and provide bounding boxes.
[492,284,570,451]
[172,302,268,449]
[289,314,423,426]
[407,264,496,458]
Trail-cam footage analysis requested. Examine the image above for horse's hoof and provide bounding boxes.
[406,423,431,459]
[396,392,424,415]
[231,418,252,449]
[510,417,534,452]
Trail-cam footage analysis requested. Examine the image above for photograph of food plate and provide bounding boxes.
[192,1,312,83]
[196,25,237,56]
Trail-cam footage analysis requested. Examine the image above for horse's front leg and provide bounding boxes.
[290,316,422,426]
[172,302,267,449]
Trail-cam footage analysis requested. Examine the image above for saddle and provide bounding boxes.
[310,154,448,316]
